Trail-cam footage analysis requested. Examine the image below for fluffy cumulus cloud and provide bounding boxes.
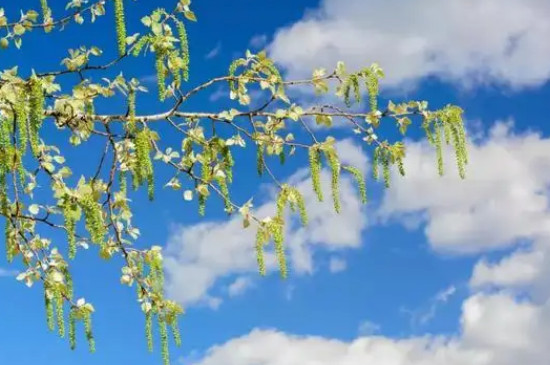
[268,0,550,88]
[379,121,550,253]
[192,293,550,365]
[164,139,369,307]
[187,121,550,364]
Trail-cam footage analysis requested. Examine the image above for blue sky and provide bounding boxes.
[1,1,550,364]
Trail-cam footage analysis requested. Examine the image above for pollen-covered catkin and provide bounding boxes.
[114,0,127,56]
[342,166,367,204]
[45,290,54,331]
[145,311,153,352]
[270,221,287,278]
[256,146,264,176]
[176,20,190,81]
[155,52,167,101]
[84,313,95,353]
[170,318,182,347]
[255,226,267,276]
[159,319,170,365]
[69,309,76,350]
[435,123,444,176]
[79,193,106,245]
[308,147,323,202]
[62,197,77,259]
[127,88,136,133]
[365,71,379,111]
[55,291,65,337]
[324,149,341,213]
[28,77,44,157]
[134,129,155,199]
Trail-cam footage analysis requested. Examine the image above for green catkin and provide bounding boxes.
[0,172,7,216]
[55,291,65,338]
[151,257,164,291]
[271,221,287,278]
[155,52,167,101]
[279,151,286,165]
[198,193,206,216]
[136,258,143,296]
[201,155,211,182]
[435,123,444,176]
[132,169,139,191]
[169,51,182,88]
[28,77,44,157]
[457,122,469,165]
[64,268,74,300]
[176,21,190,81]
[423,121,435,145]
[256,146,264,176]
[342,166,367,204]
[290,188,308,226]
[159,319,170,365]
[276,188,288,220]
[132,35,150,56]
[222,147,234,183]
[40,0,52,27]
[147,173,155,201]
[351,75,361,104]
[84,314,95,353]
[217,177,232,213]
[45,290,55,331]
[79,193,106,245]
[340,76,352,107]
[365,71,379,111]
[396,157,406,177]
[308,147,323,202]
[69,309,76,350]
[382,154,391,188]
[255,227,267,276]
[85,100,94,117]
[114,0,127,56]
[171,320,182,347]
[451,124,466,179]
[63,198,77,259]
[145,311,153,352]
[127,88,136,133]
[119,171,127,195]
[443,121,452,145]
[372,147,380,180]
[17,159,25,188]
[325,150,341,213]
[14,92,28,155]
[0,120,9,215]
[4,221,15,262]
[134,129,155,199]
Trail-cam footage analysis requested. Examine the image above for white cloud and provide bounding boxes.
[164,139,368,307]
[227,277,254,297]
[378,121,550,254]
[268,0,550,89]
[205,43,222,60]
[249,34,268,50]
[470,248,544,289]
[191,290,550,365]
[357,320,380,336]
[328,257,347,273]
[187,120,550,364]
[0,268,15,277]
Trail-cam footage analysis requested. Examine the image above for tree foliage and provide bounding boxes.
[0,1,468,364]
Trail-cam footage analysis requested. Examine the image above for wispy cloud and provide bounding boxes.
[0,268,16,277]
[249,34,268,50]
[205,42,222,60]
